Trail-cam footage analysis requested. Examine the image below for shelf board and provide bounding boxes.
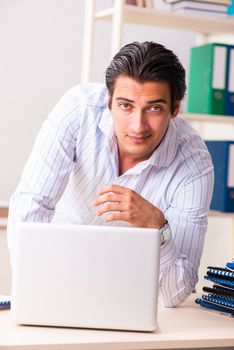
[0,206,8,218]
[209,210,234,218]
[184,113,234,124]
[95,5,234,35]
[0,218,7,229]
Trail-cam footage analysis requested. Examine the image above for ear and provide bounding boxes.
[108,93,112,110]
[171,101,181,119]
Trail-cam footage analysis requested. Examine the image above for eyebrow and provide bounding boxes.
[115,97,168,104]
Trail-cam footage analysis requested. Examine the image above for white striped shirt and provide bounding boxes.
[7,83,214,307]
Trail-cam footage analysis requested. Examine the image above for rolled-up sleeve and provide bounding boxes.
[7,90,80,255]
[159,164,214,307]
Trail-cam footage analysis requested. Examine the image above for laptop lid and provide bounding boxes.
[11,223,160,331]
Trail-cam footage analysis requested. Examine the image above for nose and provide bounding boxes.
[130,110,147,134]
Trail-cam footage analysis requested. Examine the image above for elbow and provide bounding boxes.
[159,269,198,308]
[160,288,193,308]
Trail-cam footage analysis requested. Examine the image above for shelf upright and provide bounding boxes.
[81,0,125,83]
[81,0,234,83]
[81,0,234,253]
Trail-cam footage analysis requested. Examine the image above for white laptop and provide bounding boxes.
[11,222,161,332]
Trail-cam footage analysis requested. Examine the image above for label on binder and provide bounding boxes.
[228,144,234,187]
[212,46,227,89]
[228,49,234,93]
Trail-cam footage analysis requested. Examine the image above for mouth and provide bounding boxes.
[128,134,151,144]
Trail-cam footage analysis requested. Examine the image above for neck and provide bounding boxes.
[118,157,138,176]
[118,149,150,176]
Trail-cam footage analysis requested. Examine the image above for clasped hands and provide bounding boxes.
[93,184,165,229]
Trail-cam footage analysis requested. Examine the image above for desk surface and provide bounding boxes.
[0,295,233,350]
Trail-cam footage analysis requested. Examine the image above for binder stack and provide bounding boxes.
[188,43,234,116]
[205,140,234,213]
[196,259,234,316]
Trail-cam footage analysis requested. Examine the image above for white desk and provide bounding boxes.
[0,295,233,350]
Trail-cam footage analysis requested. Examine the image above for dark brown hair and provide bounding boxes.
[105,41,186,112]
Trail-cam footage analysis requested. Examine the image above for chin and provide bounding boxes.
[127,147,154,160]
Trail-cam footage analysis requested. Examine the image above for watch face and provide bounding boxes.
[161,223,171,245]
[164,225,171,240]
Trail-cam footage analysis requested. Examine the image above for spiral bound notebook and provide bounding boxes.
[0,295,11,310]
[203,294,234,309]
[196,259,234,316]
[207,267,234,280]
[195,298,234,316]
[203,285,234,298]
[204,275,234,288]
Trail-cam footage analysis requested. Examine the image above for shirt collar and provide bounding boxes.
[98,105,114,142]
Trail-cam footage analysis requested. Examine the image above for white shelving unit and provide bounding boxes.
[184,113,234,124]
[82,0,234,257]
[82,0,234,82]
[82,0,234,127]
[183,113,234,135]
[0,203,8,229]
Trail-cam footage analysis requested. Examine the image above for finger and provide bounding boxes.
[93,192,124,207]
[103,211,132,224]
[96,184,130,196]
[95,202,124,216]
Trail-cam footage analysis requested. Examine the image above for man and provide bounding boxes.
[7,41,214,307]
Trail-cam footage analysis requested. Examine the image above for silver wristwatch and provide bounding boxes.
[160,221,171,245]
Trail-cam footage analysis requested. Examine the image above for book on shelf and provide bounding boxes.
[164,0,231,4]
[125,0,138,5]
[168,8,228,15]
[144,0,154,7]
[205,140,234,213]
[228,0,234,13]
[188,43,228,115]
[124,0,154,7]
[136,0,145,6]
[171,0,228,12]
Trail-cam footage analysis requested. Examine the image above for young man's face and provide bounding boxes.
[109,75,180,166]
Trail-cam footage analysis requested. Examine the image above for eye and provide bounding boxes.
[119,103,131,110]
[148,105,162,112]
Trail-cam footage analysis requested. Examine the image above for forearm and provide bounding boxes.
[7,190,56,252]
[159,212,207,307]
[159,163,214,307]
[7,98,79,254]
[159,238,198,307]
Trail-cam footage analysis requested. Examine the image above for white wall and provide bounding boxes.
[0,0,234,294]
[0,0,84,201]
[0,0,197,201]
